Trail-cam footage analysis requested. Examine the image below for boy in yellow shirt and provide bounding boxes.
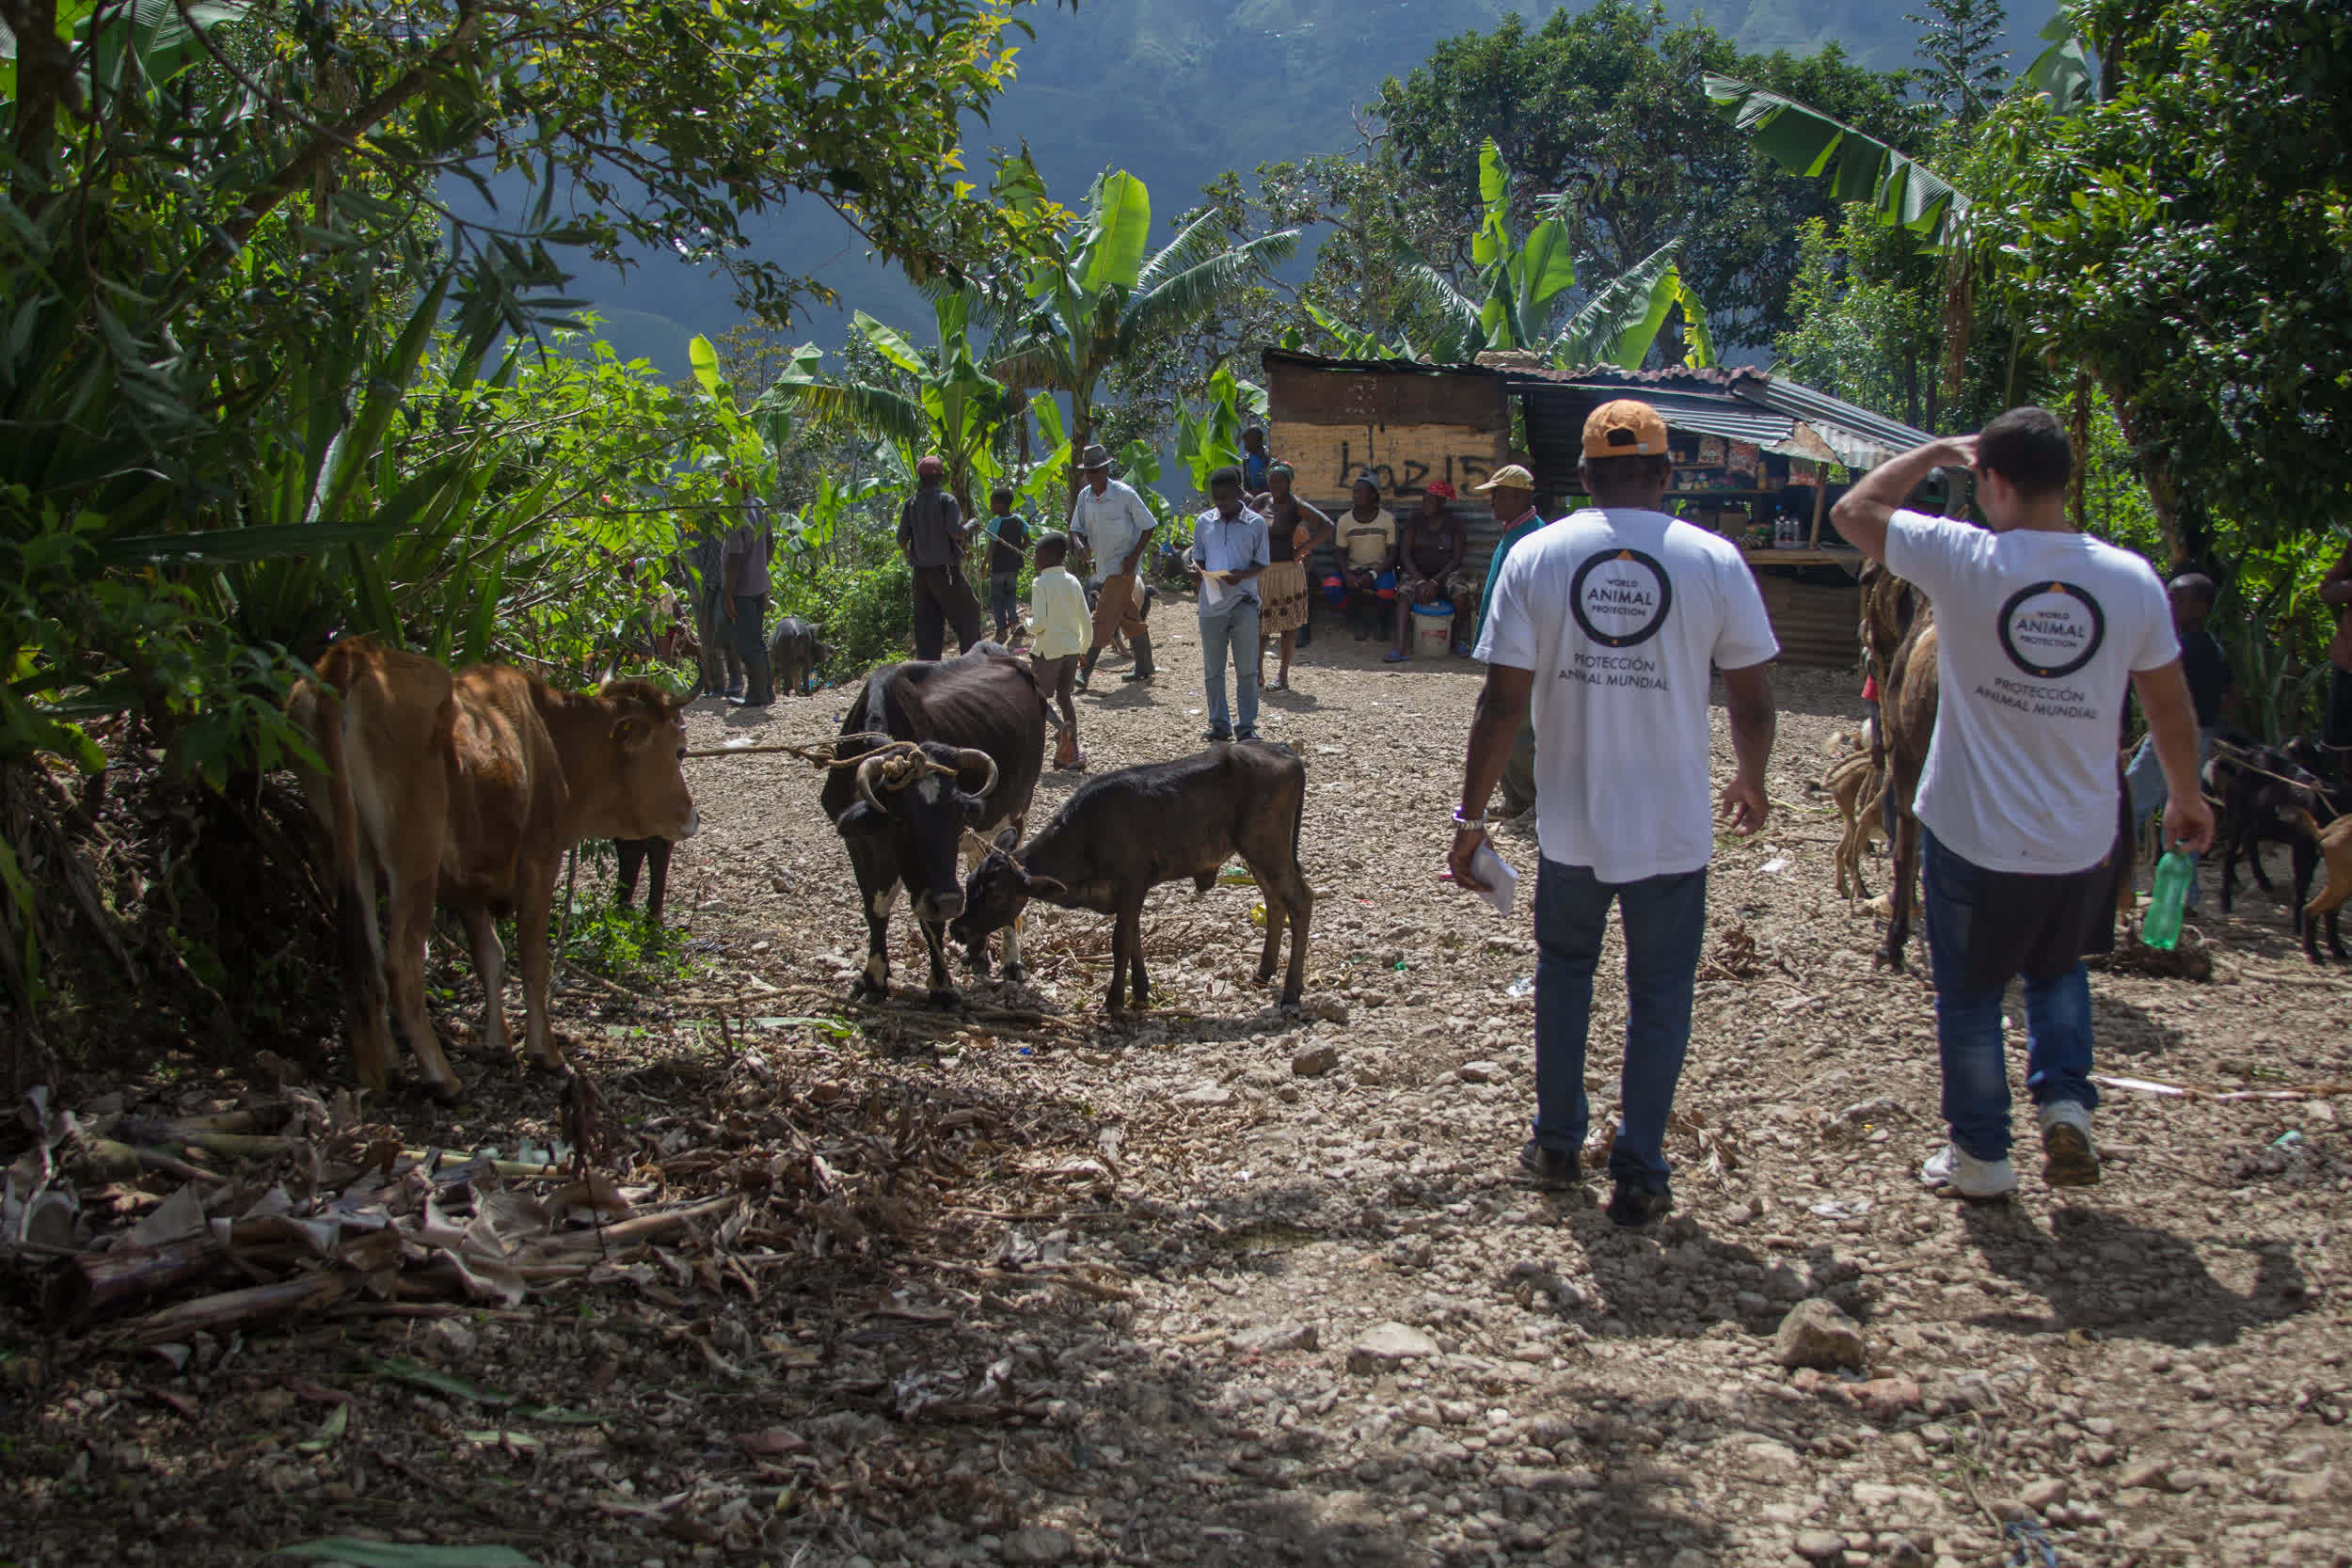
[1025,531,1090,770]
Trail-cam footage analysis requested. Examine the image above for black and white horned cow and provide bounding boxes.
[819,646,1045,1005]
[950,741,1312,1015]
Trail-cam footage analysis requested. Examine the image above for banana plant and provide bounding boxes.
[1546,240,1716,371]
[991,156,1299,514]
[744,288,1022,519]
[1395,138,1582,360]
[1174,365,1269,495]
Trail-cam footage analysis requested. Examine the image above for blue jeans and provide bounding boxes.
[1199,599,1261,735]
[1531,858,1707,1190]
[990,571,1020,631]
[2126,728,2213,903]
[1920,831,2098,1163]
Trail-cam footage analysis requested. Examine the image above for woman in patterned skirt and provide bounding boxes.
[1254,464,1331,691]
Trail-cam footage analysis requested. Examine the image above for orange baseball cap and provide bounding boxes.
[1582,399,1670,458]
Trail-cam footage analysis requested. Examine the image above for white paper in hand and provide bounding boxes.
[1470,842,1518,916]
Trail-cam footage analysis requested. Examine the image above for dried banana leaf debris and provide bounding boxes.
[3,1093,754,1337]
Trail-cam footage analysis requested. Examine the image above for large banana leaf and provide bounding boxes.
[1549,241,1685,370]
[1515,218,1580,326]
[1704,73,1968,244]
[1076,170,1152,298]
[1470,139,1512,270]
[2022,12,2096,112]
[1678,280,1716,370]
[853,310,929,376]
[0,0,248,104]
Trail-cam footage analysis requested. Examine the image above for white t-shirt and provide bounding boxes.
[1475,509,1779,882]
[1885,510,2178,875]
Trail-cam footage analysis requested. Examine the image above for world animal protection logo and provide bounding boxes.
[1569,548,1674,649]
[1997,581,2106,679]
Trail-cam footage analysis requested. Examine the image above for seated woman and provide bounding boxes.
[1386,483,1476,661]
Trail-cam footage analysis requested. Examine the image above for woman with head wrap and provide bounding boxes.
[1252,462,1332,690]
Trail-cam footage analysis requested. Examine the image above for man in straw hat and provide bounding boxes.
[898,454,982,661]
[1471,463,1547,816]
[1451,402,1780,1227]
[1068,443,1161,687]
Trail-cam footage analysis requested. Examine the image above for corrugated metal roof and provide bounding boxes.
[1732,380,1933,470]
[1268,347,1933,470]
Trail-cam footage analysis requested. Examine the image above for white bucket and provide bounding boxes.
[1412,601,1455,657]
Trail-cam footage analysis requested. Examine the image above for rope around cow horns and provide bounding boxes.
[680,730,997,813]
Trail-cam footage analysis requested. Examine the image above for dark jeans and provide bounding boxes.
[1532,858,1708,1190]
[990,571,1021,634]
[732,594,772,703]
[1920,830,2098,1162]
[913,564,983,661]
[696,588,741,694]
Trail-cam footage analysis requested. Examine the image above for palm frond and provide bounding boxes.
[1136,211,1241,297]
[754,378,926,446]
[1392,255,1487,363]
[1118,230,1299,348]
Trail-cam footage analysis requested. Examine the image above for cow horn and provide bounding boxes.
[855,752,888,814]
[955,748,998,799]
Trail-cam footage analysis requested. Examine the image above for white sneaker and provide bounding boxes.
[1919,1143,2018,1201]
[2037,1100,2102,1187]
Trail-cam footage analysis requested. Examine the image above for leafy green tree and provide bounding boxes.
[1375,1,1913,350]
[1971,0,2352,558]
[1906,0,2013,127]
[992,162,1299,513]
[0,0,1052,1052]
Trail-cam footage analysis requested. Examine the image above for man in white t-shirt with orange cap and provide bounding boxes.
[1450,401,1781,1227]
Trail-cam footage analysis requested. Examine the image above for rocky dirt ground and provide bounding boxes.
[6,604,2351,1568]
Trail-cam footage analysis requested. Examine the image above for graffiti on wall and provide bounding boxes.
[1279,422,1513,503]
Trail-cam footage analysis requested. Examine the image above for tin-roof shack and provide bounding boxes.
[1263,349,1938,667]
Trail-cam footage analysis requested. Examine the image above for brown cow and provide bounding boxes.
[1857,562,1938,970]
[289,639,699,1098]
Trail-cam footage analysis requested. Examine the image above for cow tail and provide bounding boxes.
[306,677,386,1023]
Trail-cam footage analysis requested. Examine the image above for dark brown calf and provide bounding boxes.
[289,639,698,1098]
[951,741,1312,1014]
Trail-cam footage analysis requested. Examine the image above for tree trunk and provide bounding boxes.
[2101,370,2190,567]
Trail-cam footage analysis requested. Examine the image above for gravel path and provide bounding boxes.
[8,606,2348,1568]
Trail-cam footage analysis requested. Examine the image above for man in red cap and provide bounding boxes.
[898,453,981,660]
[1387,481,1474,663]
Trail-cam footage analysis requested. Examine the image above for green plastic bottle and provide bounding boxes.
[2142,849,2195,951]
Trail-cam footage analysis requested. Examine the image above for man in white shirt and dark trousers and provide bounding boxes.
[1188,467,1271,742]
[1832,408,2216,1200]
[1450,402,1780,1227]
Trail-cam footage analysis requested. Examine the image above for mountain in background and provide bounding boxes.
[581,1,2058,372]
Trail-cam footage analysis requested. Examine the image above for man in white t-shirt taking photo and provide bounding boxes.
[1831,408,2215,1201]
[1450,401,1780,1227]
